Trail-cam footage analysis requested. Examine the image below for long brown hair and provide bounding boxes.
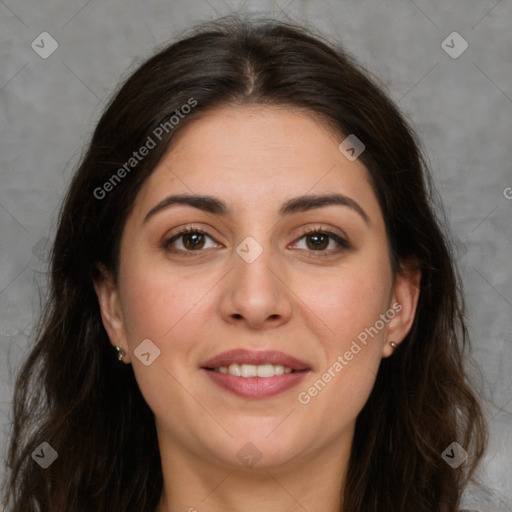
[2,15,487,511]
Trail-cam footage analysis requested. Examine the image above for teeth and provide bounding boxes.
[215,363,294,377]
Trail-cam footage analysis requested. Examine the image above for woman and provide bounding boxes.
[2,15,488,512]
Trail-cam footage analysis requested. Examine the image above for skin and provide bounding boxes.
[94,105,421,512]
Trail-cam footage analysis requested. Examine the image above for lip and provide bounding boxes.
[200,349,312,371]
[202,369,310,399]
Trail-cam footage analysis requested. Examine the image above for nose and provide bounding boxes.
[218,243,293,330]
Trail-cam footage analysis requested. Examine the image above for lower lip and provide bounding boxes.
[202,369,310,398]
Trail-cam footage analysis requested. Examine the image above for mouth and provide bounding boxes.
[200,349,311,399]
[207,363,296,377]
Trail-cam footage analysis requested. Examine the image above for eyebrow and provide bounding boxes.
[143,193,369,224]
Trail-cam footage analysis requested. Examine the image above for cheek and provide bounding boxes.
[293,254,391,414]
[118,249,213,345]
[117,261,209,410]
[294,256,392,350]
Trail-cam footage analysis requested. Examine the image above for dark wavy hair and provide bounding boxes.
[2,15,487,512]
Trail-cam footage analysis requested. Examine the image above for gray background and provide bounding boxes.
[1,0,511,510]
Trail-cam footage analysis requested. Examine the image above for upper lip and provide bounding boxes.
[201,349,311,371]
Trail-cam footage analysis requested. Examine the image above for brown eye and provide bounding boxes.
[164,228,220,254]
[182,232,206,250]
[305,232,330,251]
[293,228,351,255]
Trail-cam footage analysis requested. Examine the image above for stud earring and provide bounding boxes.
[116,346,126,361]
[389,341,397,349]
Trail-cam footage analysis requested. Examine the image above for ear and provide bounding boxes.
[382,260,421,358]
[92,264,131,364]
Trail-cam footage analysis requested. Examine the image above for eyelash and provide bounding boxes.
[163,226,351,257]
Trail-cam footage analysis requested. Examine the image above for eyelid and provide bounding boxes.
[298,225,349,241]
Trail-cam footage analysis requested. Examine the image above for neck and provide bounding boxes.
[154,427,352,512]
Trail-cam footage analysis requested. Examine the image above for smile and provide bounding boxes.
[213,363,294,377]
[202,367,310,398]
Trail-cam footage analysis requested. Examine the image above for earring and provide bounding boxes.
[389,341,397,350]
[116,346,126,361]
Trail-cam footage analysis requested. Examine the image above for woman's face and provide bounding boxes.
[95,105,420,471]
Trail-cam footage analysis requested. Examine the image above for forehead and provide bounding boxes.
[131,105,380,221]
